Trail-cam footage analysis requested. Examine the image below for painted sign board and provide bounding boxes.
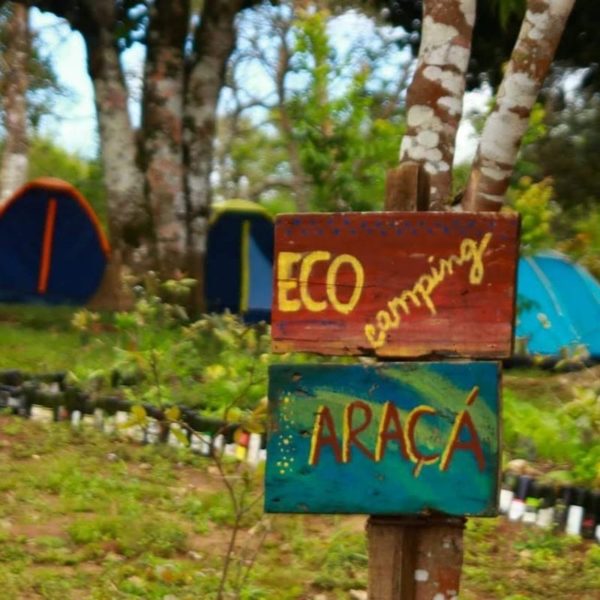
[271,212,519,358]
[265,362,500,516]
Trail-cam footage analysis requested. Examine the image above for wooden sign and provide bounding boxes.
[265,362,500,516]
[271,212,519,358]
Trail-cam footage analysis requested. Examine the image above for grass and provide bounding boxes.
[0,305,116,372]
[0,415,596,599]
[1,304,599,597]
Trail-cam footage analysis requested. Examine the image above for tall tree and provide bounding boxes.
[184,0,258,307]
[394,0,576,211]
[0,2,29,201]
[141,0,189,274]
[398,0,475,208]
[5,0,265,308]
[80,1,149,268]
[463,0,576,211]
[217,2,409,213]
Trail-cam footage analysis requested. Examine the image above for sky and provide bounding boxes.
[30,7,487,164]
[31,8,145,160]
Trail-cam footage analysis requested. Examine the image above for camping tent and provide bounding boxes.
[205,199,274,322]
[0,178,110,304]
[516,251,600,358]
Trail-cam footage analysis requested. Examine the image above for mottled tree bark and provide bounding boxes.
[83,12,148,269]
[142,0,189,275]
[184,0,250,309]
[463,0,576,212]
[400,0,476,210]
[0,3,29,203]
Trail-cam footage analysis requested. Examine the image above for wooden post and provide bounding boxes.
[367,161,465,600]
[267,164,518,599]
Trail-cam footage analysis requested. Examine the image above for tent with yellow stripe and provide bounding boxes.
[0,178,110,305]
[205,199,273,323]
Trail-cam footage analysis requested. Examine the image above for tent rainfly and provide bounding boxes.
[205,199,274,323]
[516,251,600,358]
[0,178,110,305]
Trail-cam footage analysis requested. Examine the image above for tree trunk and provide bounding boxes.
[462,0,576,212]
[400,0,476,209]
[0,3,29,203]
[85,25,149,270]
[184,0,247,310]
[141,0,189,276]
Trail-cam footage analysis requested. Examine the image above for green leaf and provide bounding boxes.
[165,406,181,422]
[171,427,189,447]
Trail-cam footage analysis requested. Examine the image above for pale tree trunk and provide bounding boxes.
[184,0,248,310]
[142,0,189,276]
[463,0,576,212]
[84,24,148,269]
[0,3,29,203]
[400,0,476,210]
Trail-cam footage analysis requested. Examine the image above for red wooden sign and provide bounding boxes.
[271,212,520,358]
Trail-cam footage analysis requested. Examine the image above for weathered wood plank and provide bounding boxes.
[265,362,500,516]
[271,212,519,358]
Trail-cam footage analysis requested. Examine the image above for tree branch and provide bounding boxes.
[462,0,576,212]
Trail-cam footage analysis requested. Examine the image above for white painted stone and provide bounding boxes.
[414,569,429,582]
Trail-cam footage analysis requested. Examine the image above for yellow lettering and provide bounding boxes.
[299,251,330,312]
[326,254,364,315]
[363,233,494,350]
[364,324,386,349]
[376,310,393,332]
[461,232,492,284]
[386,299,402,327]
[277,252,302,312]
[413,274,437,315]
[405,405,440,467]
[389,289,421,315]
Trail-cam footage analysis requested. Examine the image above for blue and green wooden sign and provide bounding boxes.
[266,362,500,516]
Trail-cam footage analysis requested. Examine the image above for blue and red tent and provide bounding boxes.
[205,199,273,323]
[0,178,110,304]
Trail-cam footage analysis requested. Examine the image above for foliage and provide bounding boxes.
[0,414,598,598]
[69,274,274,425]
[503,383,600,486]
[0,4,64,130]
[507,177,558,254]
[558,208,600,278]
[288,9,406,211]
[379,0,600,92]
[521,95,600,221]
[28,137,107,226]
[220,3,408,213]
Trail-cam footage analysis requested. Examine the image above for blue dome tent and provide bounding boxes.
[515,251,600,358]
[0,178,110,305]
[205,199,273,322]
